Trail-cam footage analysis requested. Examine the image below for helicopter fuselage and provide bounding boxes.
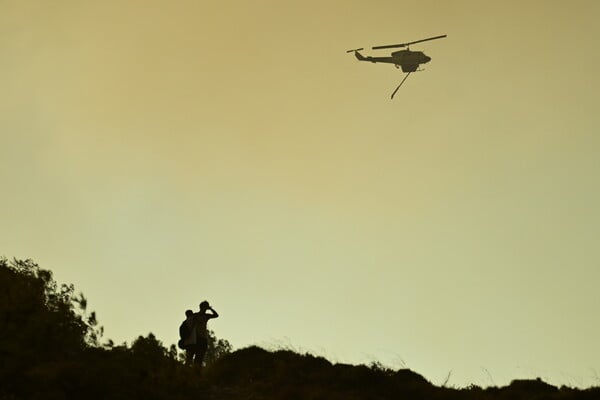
[354,49,431,73]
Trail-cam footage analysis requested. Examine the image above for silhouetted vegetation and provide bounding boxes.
[0,257,228,399]
[1,257,598,399]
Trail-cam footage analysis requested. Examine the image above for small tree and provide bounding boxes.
[0,258,103,355]
[205,329,233,367]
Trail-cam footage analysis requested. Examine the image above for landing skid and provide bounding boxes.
[394,65,424,72]
[391,72,411,99]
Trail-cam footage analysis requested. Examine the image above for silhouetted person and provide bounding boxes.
[186,300,219,369]
[179,309,195,365]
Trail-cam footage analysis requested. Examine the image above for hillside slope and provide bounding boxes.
[2,257,599,399]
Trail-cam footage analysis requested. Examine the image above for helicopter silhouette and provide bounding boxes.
[347,34,446,99]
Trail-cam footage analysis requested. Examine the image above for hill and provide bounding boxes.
[1,257,598,399]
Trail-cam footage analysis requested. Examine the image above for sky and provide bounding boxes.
[2,0,600,388]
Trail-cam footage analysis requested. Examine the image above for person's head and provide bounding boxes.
[199,301,210,311]
[185,309,194,318]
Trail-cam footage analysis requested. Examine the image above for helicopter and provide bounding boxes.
[347,34,446,99]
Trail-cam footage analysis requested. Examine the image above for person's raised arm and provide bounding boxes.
[208,306,219,319]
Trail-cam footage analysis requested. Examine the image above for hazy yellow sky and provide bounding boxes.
[2,0,600,387]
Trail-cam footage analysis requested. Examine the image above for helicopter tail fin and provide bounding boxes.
[354,51,366,61]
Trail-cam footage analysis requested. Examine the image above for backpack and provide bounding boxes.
[178,319,191,350]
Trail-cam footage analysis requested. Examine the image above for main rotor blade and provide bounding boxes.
[373,43,406,50]
[404,34,447,47]
[373,34,447,50]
